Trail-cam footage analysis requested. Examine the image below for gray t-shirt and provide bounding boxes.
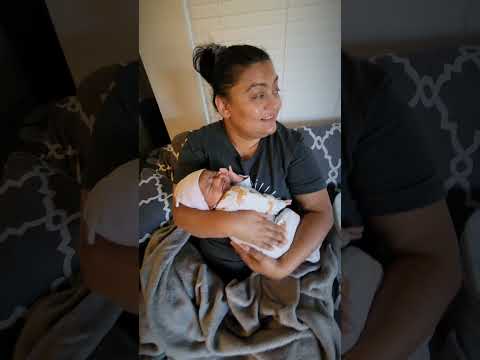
[174,120,326,279]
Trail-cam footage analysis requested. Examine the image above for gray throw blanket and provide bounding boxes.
[13,281,124,360]
[140,225,341,359]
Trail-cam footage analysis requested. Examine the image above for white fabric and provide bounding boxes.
[175,169,320,263]
[83,159,139,247]
[173,169,209,211]
[231,208,320,262]
[216,185,290,215]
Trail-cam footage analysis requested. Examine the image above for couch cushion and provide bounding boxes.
[373,46,480,199]
[0,153,80,331]
[16,64,125,186]
[295,121,341,192]
[371,45,480,230]
[139,148,176,243]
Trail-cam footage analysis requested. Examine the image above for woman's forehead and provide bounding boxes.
[236,61,278,88]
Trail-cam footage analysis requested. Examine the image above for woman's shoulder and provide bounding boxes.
[187,121,222,141]
[183,121,224,148]
[272,122,304,147]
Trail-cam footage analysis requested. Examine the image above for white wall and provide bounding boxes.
[45,0,138,86]
[140,0,207,139]
[140,0,341,138]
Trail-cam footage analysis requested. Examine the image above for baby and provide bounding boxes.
[174,166,320,262]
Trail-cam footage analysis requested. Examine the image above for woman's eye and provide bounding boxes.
[253,93,265,100]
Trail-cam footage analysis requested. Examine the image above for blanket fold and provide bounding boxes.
[140,225,341,360]
[13,281,123,360]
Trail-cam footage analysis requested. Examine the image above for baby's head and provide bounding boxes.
[174,167,243,210]
[198,169,231,209]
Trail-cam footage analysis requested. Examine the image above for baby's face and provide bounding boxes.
[199,170,232,209]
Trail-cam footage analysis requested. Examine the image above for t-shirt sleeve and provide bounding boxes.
[350,80,445,216]
[173,135,208,184]
[286,133,327,196]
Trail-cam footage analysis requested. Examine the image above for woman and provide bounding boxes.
[172,44,334,281]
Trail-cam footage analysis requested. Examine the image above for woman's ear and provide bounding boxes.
[215,96,231,119]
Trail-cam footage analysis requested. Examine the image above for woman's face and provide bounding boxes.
[219,60,282,140]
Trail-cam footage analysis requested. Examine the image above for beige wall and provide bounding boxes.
[45,0,138,86]
[140,0,207,139]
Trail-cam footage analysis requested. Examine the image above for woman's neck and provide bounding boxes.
[223,121,260,160]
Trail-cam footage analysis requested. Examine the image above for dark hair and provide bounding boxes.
[193,43,271,110]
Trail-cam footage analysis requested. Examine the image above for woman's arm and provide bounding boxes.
[232,188,334,280]
[172,203,235,238]
[279,188,334,274]
[79,190,139,314]
[344,200,461,360]
[173,202,287,250]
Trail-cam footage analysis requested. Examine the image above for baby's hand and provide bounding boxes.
[218,166,247,184]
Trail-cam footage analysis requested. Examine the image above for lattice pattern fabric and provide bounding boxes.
[372,46,480,211]
[0,153,80,330]
[0,65,123,334]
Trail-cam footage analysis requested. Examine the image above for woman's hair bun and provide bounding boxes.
[192,43,226,86]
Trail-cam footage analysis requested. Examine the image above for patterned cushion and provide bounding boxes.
[295,121,341,192]
[139,146,178,243]
[16,64,124,185]
[0,153,80,331]
[371,45,480,231]
[138,121,341,243]
[0,64,123,334]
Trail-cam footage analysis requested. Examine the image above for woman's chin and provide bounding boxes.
[260,119,277,135]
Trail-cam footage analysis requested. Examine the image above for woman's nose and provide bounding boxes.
[266,93,281,113]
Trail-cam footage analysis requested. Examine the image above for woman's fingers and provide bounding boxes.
[232,242,259,267]
[231,242,251,264]
[269,223,287,245]
[246,246,265,261]
[261,241,274,250]
[262,227,283,247]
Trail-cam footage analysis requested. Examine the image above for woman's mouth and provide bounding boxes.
[261,116,276,122]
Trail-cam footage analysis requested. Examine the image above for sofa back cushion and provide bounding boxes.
[372,45,480,230]
[374,46,480,202]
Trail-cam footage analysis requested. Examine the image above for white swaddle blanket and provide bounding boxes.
[174,169,320,263]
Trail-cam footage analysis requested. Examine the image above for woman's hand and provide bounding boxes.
[231,242,287,280]
[230,210,287,250]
